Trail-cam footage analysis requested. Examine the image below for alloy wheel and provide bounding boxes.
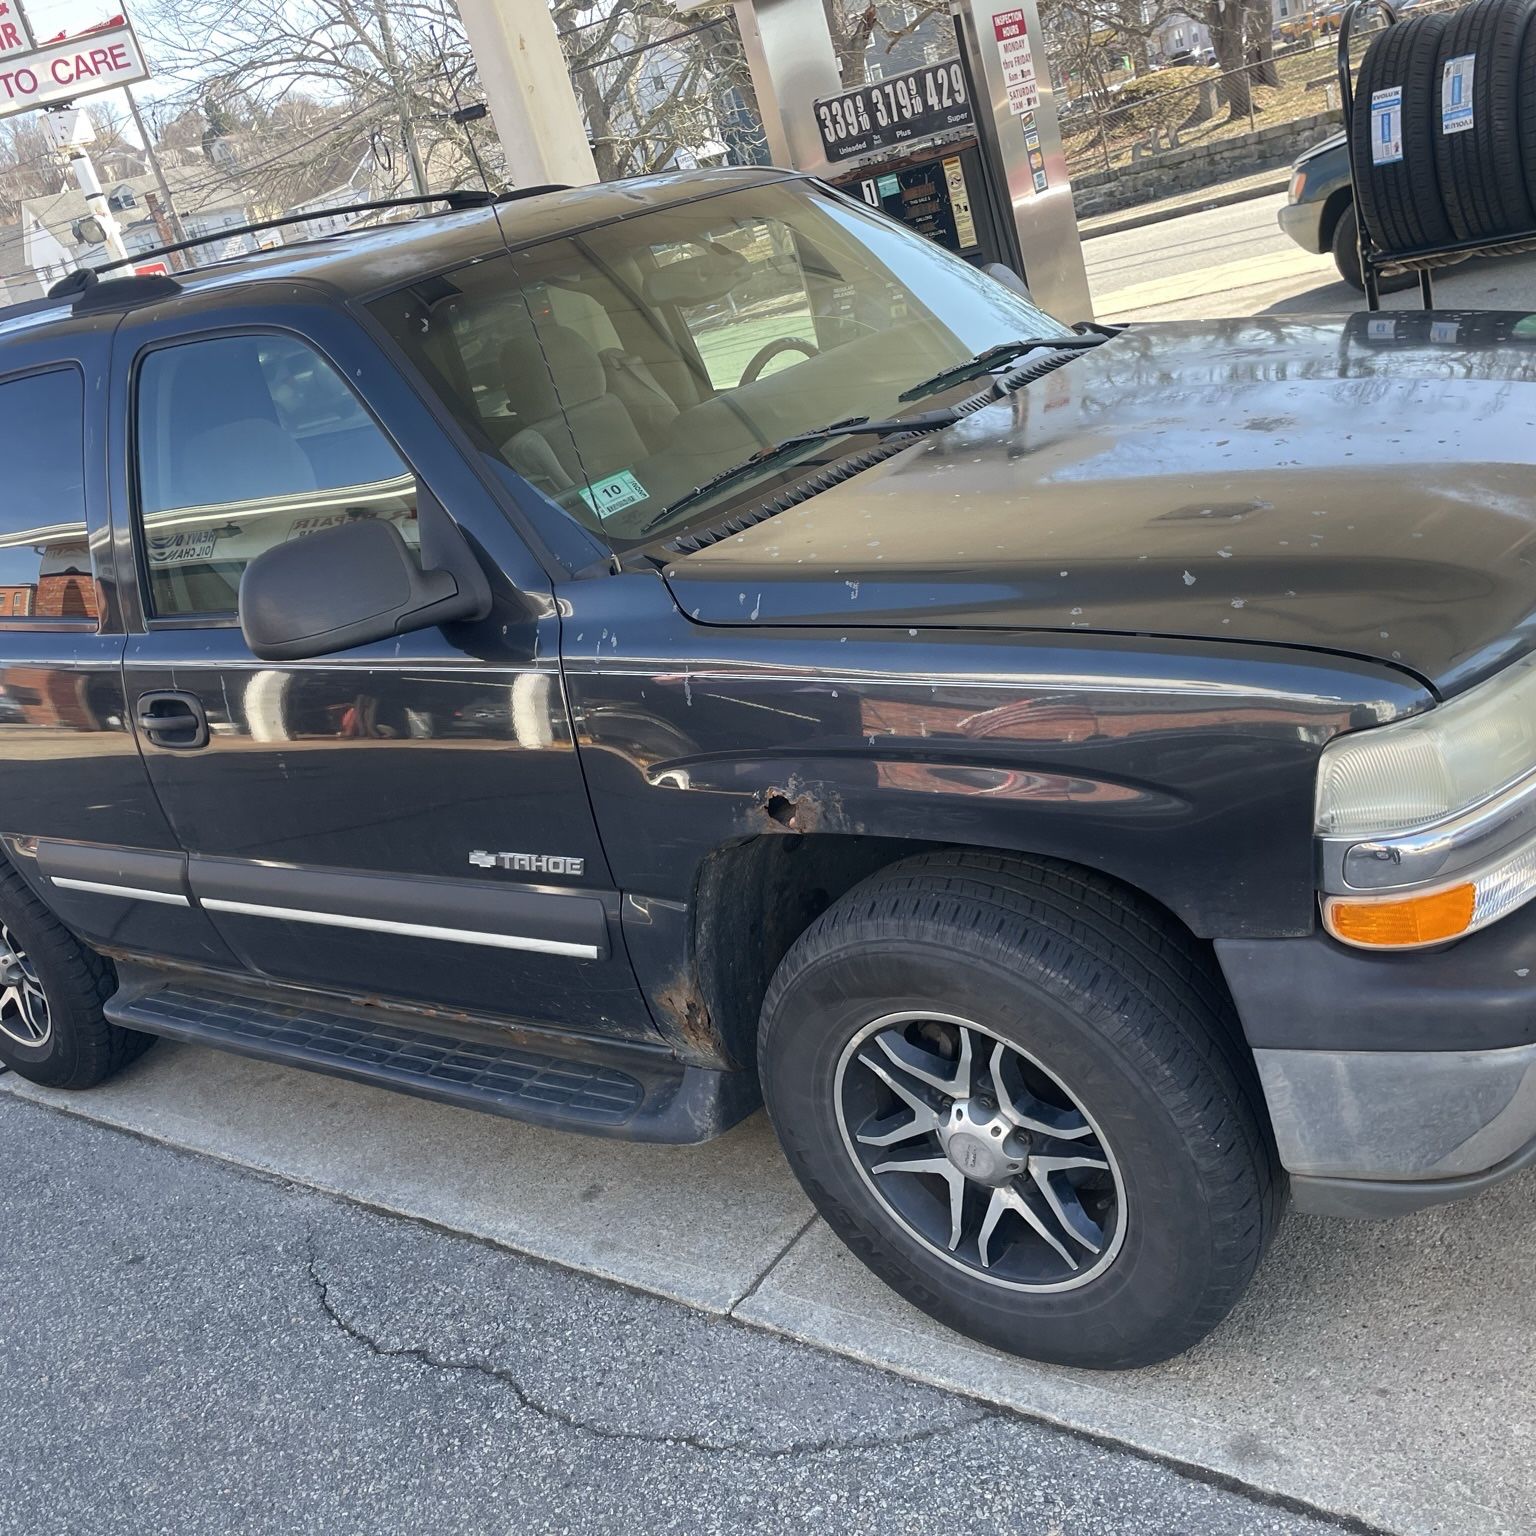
[833,1011,1125,1291]
[0,923,50,1048]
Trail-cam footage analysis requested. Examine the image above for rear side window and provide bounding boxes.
[0,368,95,624]
[133,333,420,619]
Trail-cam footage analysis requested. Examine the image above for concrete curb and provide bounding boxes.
[1079,174,1292,241]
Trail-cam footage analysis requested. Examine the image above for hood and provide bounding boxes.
[662,312,1536,696]
[1295,130,1345,167]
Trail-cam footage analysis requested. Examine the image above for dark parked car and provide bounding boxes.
[1278,131,1371,286]
[3,168,1536,1370]
[1279,130,1424,290]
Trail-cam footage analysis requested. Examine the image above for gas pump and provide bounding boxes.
[690,0,1093,320]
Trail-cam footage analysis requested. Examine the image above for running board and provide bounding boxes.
[104,977,757,1144]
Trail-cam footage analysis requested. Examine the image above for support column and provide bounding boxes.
[728,0,842,175]
[452,0,599,188]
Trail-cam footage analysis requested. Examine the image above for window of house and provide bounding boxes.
[133,333,420,619]
[0,368,94,624]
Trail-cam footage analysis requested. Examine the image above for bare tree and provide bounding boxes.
[137,0,488,212]
[556,0,767,178]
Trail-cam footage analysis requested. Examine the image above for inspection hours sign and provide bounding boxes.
[992,7,1039,117]
[0,14,151,119]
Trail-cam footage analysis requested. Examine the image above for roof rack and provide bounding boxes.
[86,184,571,279]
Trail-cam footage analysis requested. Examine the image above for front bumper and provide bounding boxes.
[1277,196,1327,255]
[1217,904,1536,1216]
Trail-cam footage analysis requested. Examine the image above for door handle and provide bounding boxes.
[136,690,209,750]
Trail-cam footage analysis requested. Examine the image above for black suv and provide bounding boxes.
[3,167,1534,1370]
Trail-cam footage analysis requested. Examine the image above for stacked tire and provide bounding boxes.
[1349,0,1536,256]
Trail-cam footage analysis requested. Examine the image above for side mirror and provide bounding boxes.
[239,517,486,661]
[985,262,1034,302]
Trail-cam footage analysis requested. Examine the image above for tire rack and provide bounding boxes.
[1338,0,1536,308]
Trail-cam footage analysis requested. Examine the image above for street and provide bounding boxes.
[0,1094,1344,1536]
[1085,190,1536,321]
[6,1039,1535,1536]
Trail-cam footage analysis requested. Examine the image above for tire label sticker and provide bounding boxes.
[578,469,648,519]
[1441,54,1475,134]
[1371,86,1403,164]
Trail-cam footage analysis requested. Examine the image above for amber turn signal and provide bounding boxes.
[1324,883,1477,949]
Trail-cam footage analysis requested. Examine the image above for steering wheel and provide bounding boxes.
[739,335,819,386]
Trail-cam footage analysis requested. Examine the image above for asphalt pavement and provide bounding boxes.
[6,1040,1534,1536]
[0,1095,1347,1536]
[1084,189,1536,321]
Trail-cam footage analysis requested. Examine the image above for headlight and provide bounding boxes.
[1288,169,1307,203]
[1317,652,1536,947]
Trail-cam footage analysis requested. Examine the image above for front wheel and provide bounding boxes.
[1331,204,1416,294]
[759,851,1284,1370]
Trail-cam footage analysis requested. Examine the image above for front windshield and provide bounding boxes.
[371,180,1069,548]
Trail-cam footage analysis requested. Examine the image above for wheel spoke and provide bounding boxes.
[875,1028,972,1098]
[989,1042,1093,1139]
[977,1186,1009,1268]
[979,1182,1078,1270]
[869,1152,967,1250]
[1029,1157,1108,1253]
[857,1050,936,1117]
[855,1102,941,1147]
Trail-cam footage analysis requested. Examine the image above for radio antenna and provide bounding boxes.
[433,24,496,198]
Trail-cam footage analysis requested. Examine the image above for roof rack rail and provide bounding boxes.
[86,184,571,280]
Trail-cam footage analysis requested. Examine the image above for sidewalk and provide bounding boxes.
[7,1039,1531,1535]
[1078,169,1294,241]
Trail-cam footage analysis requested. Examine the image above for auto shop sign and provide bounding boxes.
[0,1,37,59]
[0,14,150,119]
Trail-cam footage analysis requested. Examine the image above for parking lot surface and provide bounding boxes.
[0,1095,1352,1536]
[6,1043,1532,1535]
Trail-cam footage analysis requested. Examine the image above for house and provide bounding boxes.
[0,222,46,304]
[19,163,253,283]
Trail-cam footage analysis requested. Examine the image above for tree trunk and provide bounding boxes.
[1207,3,1253,121]
[1249,0,1280,87]
[823,0,876,86]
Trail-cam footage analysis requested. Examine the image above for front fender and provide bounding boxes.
[561,578,1431,940]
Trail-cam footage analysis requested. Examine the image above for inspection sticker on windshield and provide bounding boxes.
[1442,54,1475,134]
[579,470,649,520]
[1371,86,1403,164]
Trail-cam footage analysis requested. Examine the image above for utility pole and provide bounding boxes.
[125,86,190,247]
[375,0,430,196]
[451,0,599,187]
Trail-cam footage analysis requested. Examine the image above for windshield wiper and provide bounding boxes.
[897,333,1103,403]
[640,408,958,532]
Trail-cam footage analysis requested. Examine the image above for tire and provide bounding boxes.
[0,862,150,1089]
[1331,203,1418,291]
[1521,4,1536,212]
[1352,17,1413,253]
[759,851,1284,1371]
[1432,0,1536,242]
[1350,14,1455,254]
[1332,201,1367,288]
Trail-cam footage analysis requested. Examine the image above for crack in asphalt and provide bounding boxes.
[303,1237,998,1459]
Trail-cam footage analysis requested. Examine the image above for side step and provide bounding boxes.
[104,977,758,1144]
